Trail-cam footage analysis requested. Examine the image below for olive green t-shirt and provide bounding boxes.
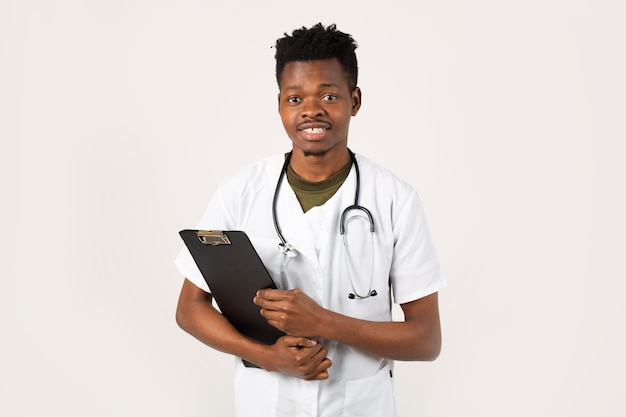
[286,159,352,213]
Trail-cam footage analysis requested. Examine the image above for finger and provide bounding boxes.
[253,292,269,306]
[306,371,327,381]
[257,302,279,320]
[279,335,315,348]
[255,288,287,301]
[296,338,318,348]
[295,345,327,371]
[306,358,332,381]
[308,345,329,365]
[257,299,286,313]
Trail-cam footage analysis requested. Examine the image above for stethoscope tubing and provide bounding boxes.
[272,149,377,299]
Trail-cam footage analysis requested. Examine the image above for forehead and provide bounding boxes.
[279,59,350,91]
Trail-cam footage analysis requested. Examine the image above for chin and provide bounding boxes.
[302,149,328,157]
[292,141,329,157]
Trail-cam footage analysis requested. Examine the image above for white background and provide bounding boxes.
[2,1,625,416]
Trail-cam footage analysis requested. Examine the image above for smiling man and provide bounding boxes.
[279,58,359,160]
[175,23,446,417]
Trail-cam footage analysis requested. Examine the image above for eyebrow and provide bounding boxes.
[282,82,340,92]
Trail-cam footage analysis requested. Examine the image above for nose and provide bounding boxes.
[301,99,324,118]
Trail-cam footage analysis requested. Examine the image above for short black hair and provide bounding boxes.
[275,23,359,91]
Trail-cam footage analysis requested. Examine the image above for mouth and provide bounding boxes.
[297,122,331,140]
[301,127,327,134]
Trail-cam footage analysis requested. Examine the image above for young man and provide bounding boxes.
[175,23,445,416]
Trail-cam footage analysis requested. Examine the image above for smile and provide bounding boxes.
[301,127,326,134]
[298,125,330,141]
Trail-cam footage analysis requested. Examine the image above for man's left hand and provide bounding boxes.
[254,288,327,337]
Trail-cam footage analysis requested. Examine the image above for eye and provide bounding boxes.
[321,94,338,101]
[286,96,301,104]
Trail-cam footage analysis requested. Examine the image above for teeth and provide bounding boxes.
[304,128,325,133]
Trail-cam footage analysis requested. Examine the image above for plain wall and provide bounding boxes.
[2,1,625,416]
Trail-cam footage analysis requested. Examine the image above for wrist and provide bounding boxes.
[317,309,337,340]
[241,341,276,371]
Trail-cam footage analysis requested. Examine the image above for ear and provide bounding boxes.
[351,87,362,116]
[277,92,281,112]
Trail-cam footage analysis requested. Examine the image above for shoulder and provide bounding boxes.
[353,153,417,197]
[207,154,285,226]
[352,152,427,226]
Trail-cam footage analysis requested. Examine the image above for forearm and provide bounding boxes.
[319,310,441,361]
[176,280,270,366]
[256,289,442,361]
[176,280,332,379]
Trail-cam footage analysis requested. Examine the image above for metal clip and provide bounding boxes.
[196,230,231,245]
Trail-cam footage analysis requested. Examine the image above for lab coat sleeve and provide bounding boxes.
[174,184,236,293]
[390,189,446,305]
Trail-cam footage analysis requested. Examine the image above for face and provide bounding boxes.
[278,59,361,159]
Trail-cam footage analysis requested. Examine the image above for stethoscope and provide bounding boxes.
[272,149,377,299]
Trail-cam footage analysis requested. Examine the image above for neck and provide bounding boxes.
[289,147,351,182]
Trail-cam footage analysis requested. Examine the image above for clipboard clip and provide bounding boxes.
[196,230,231,246]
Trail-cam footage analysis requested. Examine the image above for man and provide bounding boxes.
[175,23,445,416]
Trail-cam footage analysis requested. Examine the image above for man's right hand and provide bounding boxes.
[260,336,332,381]
[176,279,331,380]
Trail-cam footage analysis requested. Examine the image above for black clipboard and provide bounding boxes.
[179,230,285,366]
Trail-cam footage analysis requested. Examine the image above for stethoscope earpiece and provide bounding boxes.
[348,290,377,300]
[278,242,297,258]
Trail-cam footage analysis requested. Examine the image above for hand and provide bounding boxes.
[254,288,327,337]
[262,336,332,380]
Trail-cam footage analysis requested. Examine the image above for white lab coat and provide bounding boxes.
[175,153,445,417]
